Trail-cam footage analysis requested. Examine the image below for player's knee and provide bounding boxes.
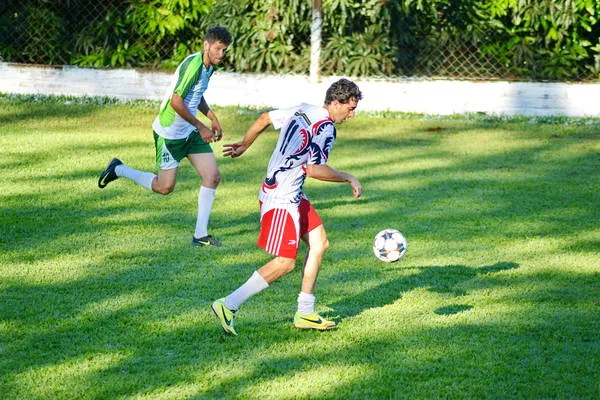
[154,182,175,195]
[276,257,296,274]
[203,171,220,188]
[157,187,174,195]
[212,172,221,186]
[284,262,296,275]
[312,238,329,255]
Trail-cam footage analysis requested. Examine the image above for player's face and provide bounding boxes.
[203,40,228,66]
[330,98,359,124]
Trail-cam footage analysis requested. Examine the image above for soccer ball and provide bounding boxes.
[373,229,407,263]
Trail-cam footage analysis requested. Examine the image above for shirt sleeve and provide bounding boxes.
[268,105,299,130]
[173,54,203,99]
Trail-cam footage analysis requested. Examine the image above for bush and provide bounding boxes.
[0,0,598,80]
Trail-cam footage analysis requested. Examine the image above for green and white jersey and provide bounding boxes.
[152,51,215,139]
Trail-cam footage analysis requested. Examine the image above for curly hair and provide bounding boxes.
[205,26,232,46]
[324,78,363,105]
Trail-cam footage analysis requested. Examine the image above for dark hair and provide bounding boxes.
[205,26,232,46]
[324,78,363,105]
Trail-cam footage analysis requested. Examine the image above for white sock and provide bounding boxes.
[115,164,155,190]
[297,291,316,315]
[224,271,269,311]
[194,186,216,238]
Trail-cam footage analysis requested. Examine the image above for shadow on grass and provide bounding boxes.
[1,101,599,398]
[0,257,520,399]
[3,258,597,399]
[328,262,519,320]
[0,101,98,125]
[434,304,473,315]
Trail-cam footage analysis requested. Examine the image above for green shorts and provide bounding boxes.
[153,131,213,170]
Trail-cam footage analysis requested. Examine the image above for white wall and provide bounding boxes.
[1,62,599,117]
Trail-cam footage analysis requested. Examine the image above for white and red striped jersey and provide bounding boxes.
[259,103,336,208]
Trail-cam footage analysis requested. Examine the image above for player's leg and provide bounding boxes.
[298,199,328,295]
[258,256,296,283]
[98,158,157,190]
[211,205,298,335]
[151,168,177,194]
[98,131,180,192]
[221,206,299,310]
[299,224,329,295]
[293,200,335,330]
[215,255,294,314]
[188,148,221,246]
[188,151,220,189]
[150,132,184,194]
[212,258,294,336]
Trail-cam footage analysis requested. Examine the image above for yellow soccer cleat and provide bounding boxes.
[211,298,237,336]
[293,312,336,331]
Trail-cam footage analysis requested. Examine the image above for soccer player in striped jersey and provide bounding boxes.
[98,27,231,247]
[212,78,363,335]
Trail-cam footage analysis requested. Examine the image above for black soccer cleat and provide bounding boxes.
[192,234,222,247]
[98,158,123,188]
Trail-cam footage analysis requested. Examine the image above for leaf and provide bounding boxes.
[546,27,558,41]
[157,7,171,16]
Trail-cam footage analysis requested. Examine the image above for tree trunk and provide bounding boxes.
[310,0,322,84]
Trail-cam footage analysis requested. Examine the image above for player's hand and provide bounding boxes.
[349,177,362,200]
[199,125,215,142]
[213,129,223,142]
[223,142,248,158]
[210,118,223,141]
[211,127,223,141]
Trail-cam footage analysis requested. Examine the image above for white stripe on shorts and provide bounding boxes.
[267,208,286,255]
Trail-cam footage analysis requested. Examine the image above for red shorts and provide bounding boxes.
[257,198,323,259]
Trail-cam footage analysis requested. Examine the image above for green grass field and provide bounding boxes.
[1,94,599,399]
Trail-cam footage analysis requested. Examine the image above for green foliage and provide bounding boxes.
[0,4,67,65]
[0,0,598,80]
[196,0,394,76]
[321,1,395,76]
[391,0,600,80]
[194,0,312,73]
[72,0,214,68]
[322,26,395,77]
[472,0,600,80]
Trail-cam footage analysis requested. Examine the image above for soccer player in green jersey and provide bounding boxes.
[98,26,232,247]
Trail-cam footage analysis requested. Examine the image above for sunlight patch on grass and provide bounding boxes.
[0,256,101,284]
[537,140,600,162]
[243,364,365,399]
[498,236,572,256]
[79,292,151,319]
[332,287,461,332]
[12,352,128,399]
[441,130,541,156]
[0,319,20,337]
[528,253,600,272]
[143,309,206,333]
[94,209,165,225]
[396,157,458,173]
[130,383,207,400]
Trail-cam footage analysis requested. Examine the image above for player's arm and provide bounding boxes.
[170,93,215,143]
[198,96,222,141]
[223,111,273,158]
[306,164,362,200]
